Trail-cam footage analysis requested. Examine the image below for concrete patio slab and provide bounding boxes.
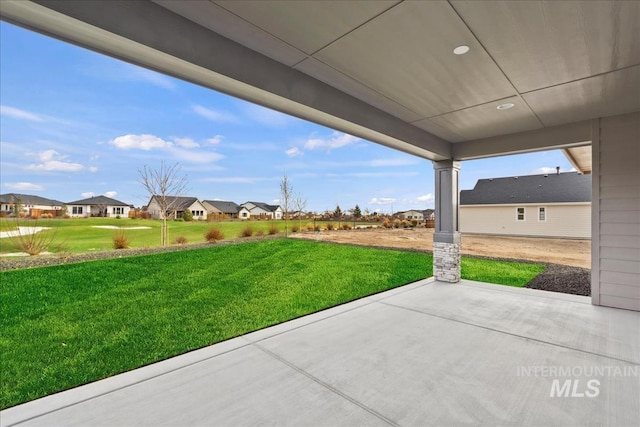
[2,279,639,426]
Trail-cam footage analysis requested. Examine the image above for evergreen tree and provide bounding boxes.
[353,204,362,218]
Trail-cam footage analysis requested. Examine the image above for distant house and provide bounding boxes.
[0,193,65,217]
[460,172,591,239]
[66,195,131,218]
[396,210,424,221]
[202,200,240,219]
[146,196,207,220]
[422,209,435,220]
[239,201,283,220]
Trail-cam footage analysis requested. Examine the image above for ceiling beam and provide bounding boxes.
[452,119,593,160]
[1,0,451,160]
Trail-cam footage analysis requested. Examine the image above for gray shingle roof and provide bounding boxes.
[152,196,199,210]
[460,172,591,205]
[243,201,281,212]
[203,200,239,213]
[0,193,65,207]
[66,195,130,206]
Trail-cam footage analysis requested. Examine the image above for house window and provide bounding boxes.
[538,207,546,222]
[72,206,83,215]
[113,207,124,215]
[191,210,203,217]
[242,212,248,218]
[516,207,525,221]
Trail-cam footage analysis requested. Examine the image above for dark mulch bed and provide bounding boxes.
[525,263,591,296]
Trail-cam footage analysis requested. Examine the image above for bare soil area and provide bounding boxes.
[291,228,591,269]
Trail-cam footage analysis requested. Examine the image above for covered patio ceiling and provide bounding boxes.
[1,0,638,163]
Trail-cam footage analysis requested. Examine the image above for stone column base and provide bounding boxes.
[434,242,461,283]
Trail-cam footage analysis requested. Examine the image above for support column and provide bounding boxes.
[433,160,461,283]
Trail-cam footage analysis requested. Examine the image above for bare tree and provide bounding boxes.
[138,162,188,246]
[294,192,307,231]
[280,173,293,236]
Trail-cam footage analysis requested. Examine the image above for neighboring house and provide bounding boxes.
[460,172,591,239]
[0,193,65,217]
[146,196,207,220]
[65,195,131,218]
[239,201,283,219]
[422,209,435,220]
[396,210,424,221]
[202,200,240,219]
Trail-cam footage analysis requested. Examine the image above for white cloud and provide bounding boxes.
[0,105,44,122]
[206,135,224,145]
[173,137,200,148]
[416,194,434,203]
[126,66,176,90]
[285,147,303,157]
[89,166,98,173]
[369,197,396,205]
[4,182,43,191]
[172,149,224,164]
[26,150,85,172]
[105,191,118,198]
[243,104,295,128]
[192,105,237,123]
[81,192,95,198]
[110,134,173,150]
[304,132,360,151]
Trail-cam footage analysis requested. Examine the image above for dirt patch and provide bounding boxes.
[291,228,591,269]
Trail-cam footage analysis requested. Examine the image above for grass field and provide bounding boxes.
[0,217,373,254]
[0,217,282,253]
[0,239,542,409]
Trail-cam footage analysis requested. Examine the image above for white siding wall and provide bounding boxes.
[460,204,591,238]
[593,113,640,311]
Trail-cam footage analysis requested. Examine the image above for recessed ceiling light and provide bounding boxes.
[453,45,469,55]
[497,102,515,110]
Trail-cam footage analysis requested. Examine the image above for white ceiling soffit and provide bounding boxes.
[563,146,592,175]
[1,0,638,161]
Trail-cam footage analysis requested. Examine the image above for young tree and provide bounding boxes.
[294,192,307,231]
[353,204,362,219]
[138,162,188,246]
[280,173,293,236]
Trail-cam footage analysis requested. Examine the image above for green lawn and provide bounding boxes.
[0,217,286,254]
[0,217,371,254]
[0,239,543,409]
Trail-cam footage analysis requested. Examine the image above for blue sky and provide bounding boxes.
[0,22,575,213]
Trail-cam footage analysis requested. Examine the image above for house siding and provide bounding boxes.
[460,203,591,238]
[594,112,640,311]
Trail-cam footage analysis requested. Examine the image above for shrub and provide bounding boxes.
[205,227,224,243]
[6,218,60,256]
[182,210,193,222]
[291,225,299,233]
[393,219,402,229]
[314,225,321,232]
[116,215,121,220]
[326,223,335,231]
[174,217,184,222]
[255,230,265,237]
[342,223,352,230]
[267,223,279,235]
[411,219,418,227]
[240,225,254,238]
[382,220,392,229]
[402,220,410,228]
[306,223,315,231]
[112,231,130,249]
[173,236,188,245]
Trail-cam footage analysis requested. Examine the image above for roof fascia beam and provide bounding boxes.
[1,0,451,160]
[452,120,593,160]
